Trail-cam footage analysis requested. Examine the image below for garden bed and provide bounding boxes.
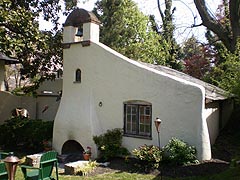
[75,157,229,178]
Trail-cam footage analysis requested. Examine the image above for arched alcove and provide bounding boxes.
[61,140,84,154]
[60,140,84,163]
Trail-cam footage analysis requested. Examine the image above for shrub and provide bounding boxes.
[93,128,129,161]
[162,137,198,165]
[0,117,53,153]
[132,144,162,171]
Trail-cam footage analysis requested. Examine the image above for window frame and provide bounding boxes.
[123,100,152,139]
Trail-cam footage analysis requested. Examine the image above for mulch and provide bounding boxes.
[86,157,230,178]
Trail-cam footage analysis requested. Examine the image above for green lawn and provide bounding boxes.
[15,165,240,180]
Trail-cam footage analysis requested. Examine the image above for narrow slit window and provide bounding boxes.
[75,69,81,83]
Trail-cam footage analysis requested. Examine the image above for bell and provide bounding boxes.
[76,28,83,37]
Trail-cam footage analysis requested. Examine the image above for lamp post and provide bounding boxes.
[4,152,20,180]
[154,117,162,180]
[154,117,162,149]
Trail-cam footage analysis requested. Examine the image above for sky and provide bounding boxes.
[39,0,222,44]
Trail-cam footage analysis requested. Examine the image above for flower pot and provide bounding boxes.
[83,153,91,161]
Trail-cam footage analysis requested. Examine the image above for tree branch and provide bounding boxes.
[194,0,233,52]
[157,0,165,21]
[191,23,203,28]
[0,23,23,35]
[229,0,240,51]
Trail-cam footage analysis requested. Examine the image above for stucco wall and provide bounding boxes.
[36,79,62,121]
[0,79,62,124]
[0,61,5,91]
[35,96,60,121]
[205,102,220,145]
[53,41,211,160]
[0,91,36,124]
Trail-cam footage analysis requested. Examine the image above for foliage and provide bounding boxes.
[156,0,183,70]
[132,144,162,171]
[93,0,169,65]
[0,0,63,94]
[162,137,198,166]
[0,117,53,152]
[93,128,129,161]
[182,36,215,80]
[75,160,98,176]
[206,40,240,101]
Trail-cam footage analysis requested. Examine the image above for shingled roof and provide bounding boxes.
[139,62,228,101]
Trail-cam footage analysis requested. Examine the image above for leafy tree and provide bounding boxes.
[93,0,169,65]
[182,36,202,58]
[182,36,215,80]
[206,41,240,100]
[0,0,63,94]
[193,0,240,101]
[156,0,183,70]
[194,0,240,53]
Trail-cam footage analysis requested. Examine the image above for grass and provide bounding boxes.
[14,164,240,180]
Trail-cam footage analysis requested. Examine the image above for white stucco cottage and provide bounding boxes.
[52,8,233,161]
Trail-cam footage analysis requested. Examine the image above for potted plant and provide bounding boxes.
[83,146,91,160]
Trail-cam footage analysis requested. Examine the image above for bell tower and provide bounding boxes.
[63,8,100,44]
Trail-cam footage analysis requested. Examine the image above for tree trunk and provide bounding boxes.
[194,0,240,53]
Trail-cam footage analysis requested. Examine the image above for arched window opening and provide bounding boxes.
[75,69,81,83]
[76,25,83,37]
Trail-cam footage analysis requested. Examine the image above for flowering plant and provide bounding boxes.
[83,146,92,154]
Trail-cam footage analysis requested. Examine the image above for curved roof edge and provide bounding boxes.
[64,8,100,27]
[90,42,228,101]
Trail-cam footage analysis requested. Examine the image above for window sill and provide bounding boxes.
[73,81,81,83]
[123,134,152,140]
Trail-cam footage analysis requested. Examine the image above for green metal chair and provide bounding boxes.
[0,152,9,180]
[0,152,8,160]
[0,162,8,180]
[21,151,59,180]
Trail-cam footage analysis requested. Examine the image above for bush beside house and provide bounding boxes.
[0,117,53,153]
